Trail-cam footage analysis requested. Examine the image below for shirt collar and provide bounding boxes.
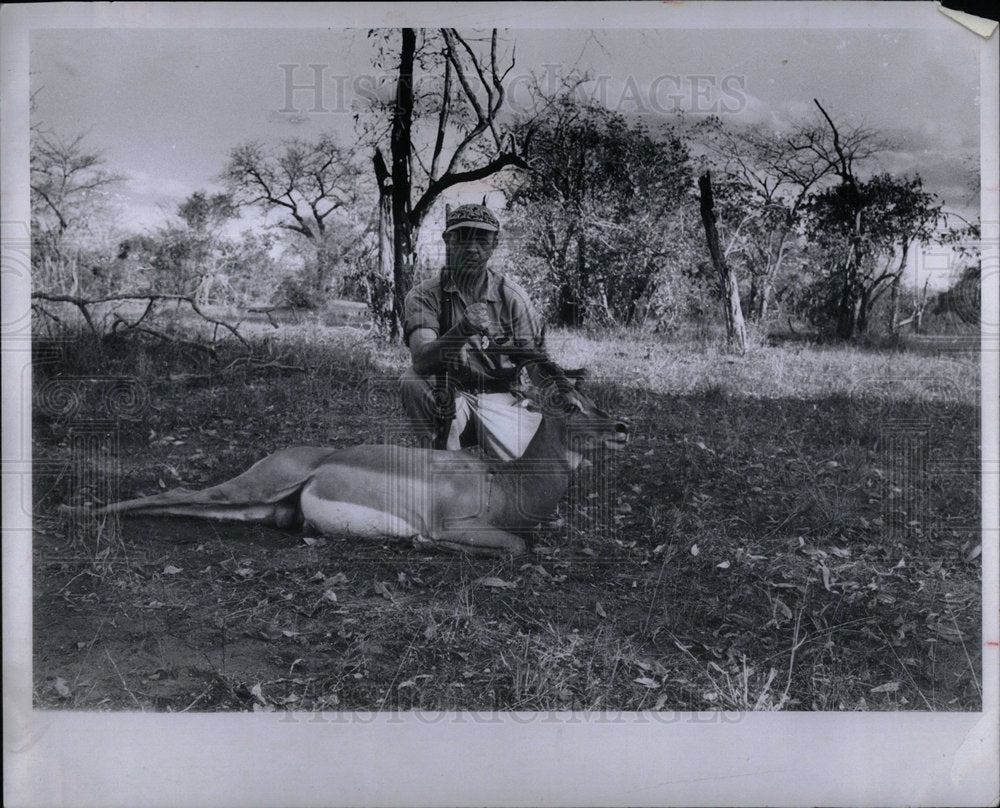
[441,268,502,302]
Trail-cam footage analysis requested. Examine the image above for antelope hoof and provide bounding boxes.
[412,534,435,551]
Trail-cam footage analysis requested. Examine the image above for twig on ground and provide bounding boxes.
[377,631,419,711]
[876,626,934,710]
[105,648,144,710]
[946,603,981,697]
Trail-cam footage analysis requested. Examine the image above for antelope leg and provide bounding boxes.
[429,526,526,555]
[96,447,340,519]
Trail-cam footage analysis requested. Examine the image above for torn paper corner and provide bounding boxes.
[938,4,999,38]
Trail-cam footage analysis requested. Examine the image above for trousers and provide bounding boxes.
[398,367,542,461]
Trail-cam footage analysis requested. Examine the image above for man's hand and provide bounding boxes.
[458,302,492,336]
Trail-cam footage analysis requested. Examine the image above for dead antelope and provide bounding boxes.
[87,351,629,554]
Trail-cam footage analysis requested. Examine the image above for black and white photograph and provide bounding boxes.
[3,2,998,806]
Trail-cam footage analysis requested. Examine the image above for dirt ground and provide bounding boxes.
[30,328,983,712]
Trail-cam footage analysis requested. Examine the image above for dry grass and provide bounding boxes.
[31,319,982,711]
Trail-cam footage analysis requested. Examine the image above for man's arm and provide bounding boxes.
[408,302,493,376]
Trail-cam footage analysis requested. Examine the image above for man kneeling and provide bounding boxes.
[399,204,545,460]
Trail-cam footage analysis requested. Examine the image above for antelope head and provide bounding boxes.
[504,348,630,462]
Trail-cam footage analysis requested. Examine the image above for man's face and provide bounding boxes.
[445,227,498,275]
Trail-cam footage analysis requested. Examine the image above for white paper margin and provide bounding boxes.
[3,3,997,807]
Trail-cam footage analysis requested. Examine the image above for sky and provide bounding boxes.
[29,25,982,284]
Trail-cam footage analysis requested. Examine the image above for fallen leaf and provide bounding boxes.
[634,676,659,689]
[250,683,266,704]
[820,563,832,591]
[373,580,393,600]
[870,681,900,694]
[53,677,71,698]
[595,601,607,619]
[690,544,700,556]
[323,589,338,603]
[716,560,731,569]
[162,565,182,575]
[477,576,517,590]
[327,572,348,585]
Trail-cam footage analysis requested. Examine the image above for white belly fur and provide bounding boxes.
[299,487,420,539]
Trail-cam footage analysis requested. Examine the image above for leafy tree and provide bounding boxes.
[176,191,239,304]
[930,262,980,330]
[116,191,239,304]
[503,96,692,326]
[804,173,943,335]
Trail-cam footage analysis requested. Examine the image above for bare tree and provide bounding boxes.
[697,117,850,321]
[30,129,124,294]
[698,171,748,353]
[367,28,528,338]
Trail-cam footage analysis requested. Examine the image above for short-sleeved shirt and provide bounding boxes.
[403,268,543,376]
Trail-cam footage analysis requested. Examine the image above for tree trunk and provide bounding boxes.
[856,287,870,335]
[557,280,580,327]
[373,149,395,333]
[888,274,901,336]
[389,28,417,341]
[698,172,748,354]
[759,278,773,322]
[748,275,759,320]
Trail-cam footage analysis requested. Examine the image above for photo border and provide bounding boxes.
[3,3,997,806]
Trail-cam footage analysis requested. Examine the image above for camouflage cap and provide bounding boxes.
[444,204,500,235]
